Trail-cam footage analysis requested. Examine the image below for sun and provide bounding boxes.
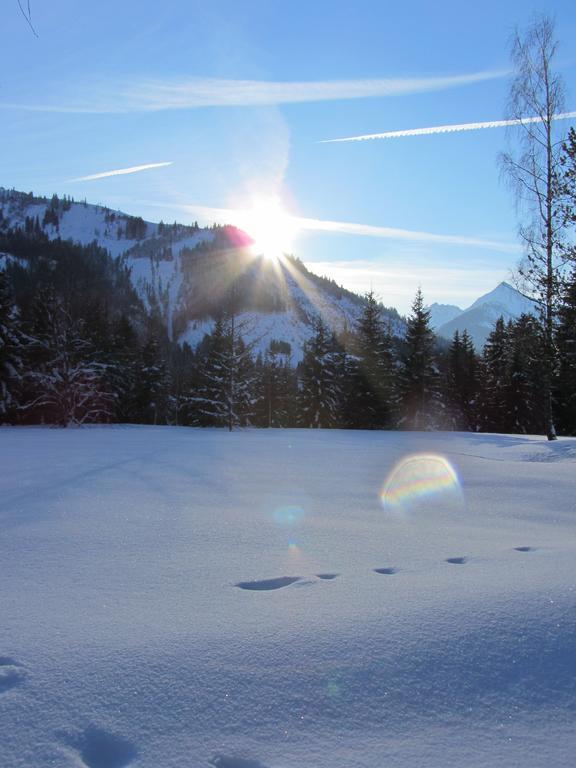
[236,196,298,260]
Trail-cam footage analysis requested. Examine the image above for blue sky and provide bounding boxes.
[2,0,576,312]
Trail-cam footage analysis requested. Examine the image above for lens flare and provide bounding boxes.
[380,453,461,512]
[326,678,342,698]
[273,506,305,526]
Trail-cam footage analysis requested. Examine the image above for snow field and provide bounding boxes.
[0,427,575,767]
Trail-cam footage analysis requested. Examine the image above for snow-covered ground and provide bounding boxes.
[1,427,575,767]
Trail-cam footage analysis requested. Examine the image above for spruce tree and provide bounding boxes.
[0,270,24,423]
[133,326,170,425]
[22,292,113,426]
[192,314,256,430]
[399,289,440,430]
[298,318,341,428]
[346,291,397,429]
[168,342,196,426]
[482,317,509,432]
[556,270,576,434]
[445,329,480,431]
[109,313,141,423]
[258,342,295,428]
[505,314,545,434]
[193,318,229,427]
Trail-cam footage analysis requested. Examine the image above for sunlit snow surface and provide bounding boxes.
[1,427,575,767]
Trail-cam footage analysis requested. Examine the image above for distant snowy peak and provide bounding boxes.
[466,281,537,315]
[437,281,538,350]
[427,302,462,330]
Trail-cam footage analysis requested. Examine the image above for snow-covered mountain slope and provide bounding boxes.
[0,189,401,361]
[436,282,538,349]
[1,427,575,767]
[427,302,462,330]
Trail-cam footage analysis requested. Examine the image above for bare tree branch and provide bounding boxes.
[16,0,38,37]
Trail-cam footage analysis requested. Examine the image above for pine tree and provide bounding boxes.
[399,289,440,430]
[257,342,296,428]
[192,314,257,430]
[133,326,170,425]
[505,314,545,434]
[559,126,576,264]
[108,313,141,423]
[556,270,576,434]
[298,318,341,428]
[0,270,24,423]
[482,317,509,432]
[168,342,196,426]
[346,291,397,429]
[193,319,229,427]
[445,330,480,431]
[22,292,113,426]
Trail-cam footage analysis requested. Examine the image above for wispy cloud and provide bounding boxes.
[1,70,506,113]
[178,203,521,254]
[321,111,576,143]
[69,162,173,182]
[293,216,521,253]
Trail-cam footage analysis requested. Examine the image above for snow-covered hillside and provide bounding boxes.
[1,427,575,767]
[0,189,389,361]
[436,282,538,348]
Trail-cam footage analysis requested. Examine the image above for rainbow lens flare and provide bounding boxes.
[380,453,462,512]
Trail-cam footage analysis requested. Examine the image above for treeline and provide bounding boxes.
[1,231,575,434]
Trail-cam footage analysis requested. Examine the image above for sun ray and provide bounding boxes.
[280,255,348,333]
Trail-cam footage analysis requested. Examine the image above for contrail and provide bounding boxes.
[320,111,576,143]
[69,162,173,182]
[1,71,506,114]
[175,203,521,254]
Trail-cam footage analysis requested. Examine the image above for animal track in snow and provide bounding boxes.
[446,557,468,565]
[209,754,269,768]
[373,567,398,575]
[316,573,339,580]
[0,657,26,693]
[69,727,137,768]
[514,546,536,552]
[235,576,301,591]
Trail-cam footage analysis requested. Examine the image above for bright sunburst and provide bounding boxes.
[235,196,299,260]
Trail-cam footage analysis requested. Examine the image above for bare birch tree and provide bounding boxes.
[500,15,570,440]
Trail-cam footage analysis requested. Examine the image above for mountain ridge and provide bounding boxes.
[0,188,402,361]
[0,188,536,357]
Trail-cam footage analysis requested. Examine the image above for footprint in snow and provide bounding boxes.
[66,726,137,768]
[446,557,468,565]
[235,576,301,591]
[373,567,398,575]
[514,546,536,552]
[0,657,27,693]
[209,755,269,768]
[316,573,339,580]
